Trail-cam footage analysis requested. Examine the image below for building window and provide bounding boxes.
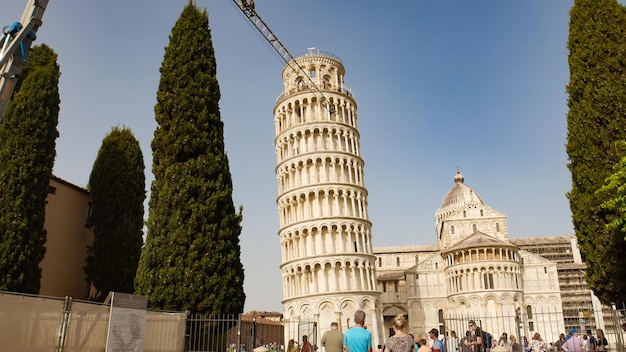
[472,224,477,232]
[483,273,494,289]
[382,282,387,292]
[394,281,398,292]
[396,257,400,267]
[480,209,484,216]
[526,305,533,319]
[463,211,467,218]
[451,225,455,234]
[85,202,93,227]
[544,267,547,274]
[496,223,500,232]
[310,67,316,78]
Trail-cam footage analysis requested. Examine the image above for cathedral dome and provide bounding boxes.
[436,171,485,218]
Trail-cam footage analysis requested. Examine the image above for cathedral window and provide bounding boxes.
[496,223,500,232]
[480,209,484,216]
[396,257,400,267]
[382,282,387,292]
[472,224,477,232]
[310,67,316,78]
[451,225,455,234]
[394,281,398,292]
[526,305,533,319]
[463,211,467,218]
[378,257,382,267]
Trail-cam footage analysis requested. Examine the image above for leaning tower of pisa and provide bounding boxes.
[273,48,383,345]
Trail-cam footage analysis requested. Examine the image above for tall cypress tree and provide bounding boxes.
[566,0,626,305]
[0,44,60,293]
[85,126,145,301]
[135,2,245,314]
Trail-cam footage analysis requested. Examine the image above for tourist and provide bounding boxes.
[585,330,596,352]
[418,337,430,352]
[460,332,473,352]
[430,329,443,352]
[498,333,511,351]
[344,310,372,352]
[465,320,483,352]
[322,322,344,352]
[529,333,546,352]
[595,330,607,352]
[384,315,415,352]
[289,339,300,352]
[511,336,522,352]
[302,335,313,352]
[554,334,566,352]
[562,329,583,352]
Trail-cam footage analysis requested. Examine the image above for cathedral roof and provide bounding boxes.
[436,171,485,217]
[442,231,516,254]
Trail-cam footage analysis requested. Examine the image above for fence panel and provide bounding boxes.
[145,310,187,352]
[0,292,65,352]
[64,300,110,352]
[186,314,286,352]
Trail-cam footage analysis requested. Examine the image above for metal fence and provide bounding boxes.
[185,313,285,352]
[441,308,626,352]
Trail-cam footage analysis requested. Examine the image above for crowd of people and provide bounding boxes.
[290,314,613,352]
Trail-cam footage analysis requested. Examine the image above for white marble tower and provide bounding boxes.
[273,48,383,345]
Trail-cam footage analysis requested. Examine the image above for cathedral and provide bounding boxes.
[373,171,581,344]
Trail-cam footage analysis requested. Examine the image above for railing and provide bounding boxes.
[275,86,354,104]
[293,48,343,63]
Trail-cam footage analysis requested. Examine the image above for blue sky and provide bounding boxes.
[4,1,582,312]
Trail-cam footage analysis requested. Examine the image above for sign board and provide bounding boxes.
[105,292,148,352]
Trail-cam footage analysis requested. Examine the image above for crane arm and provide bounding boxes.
[0,0,49,122]
[233,0,334,113]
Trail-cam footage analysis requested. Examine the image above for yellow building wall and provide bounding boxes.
[39,176,94,300]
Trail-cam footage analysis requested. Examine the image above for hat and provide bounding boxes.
[430,328,439,337]
[569,329,578,335]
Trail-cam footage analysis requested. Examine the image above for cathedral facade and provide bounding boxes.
[374,172,603,344]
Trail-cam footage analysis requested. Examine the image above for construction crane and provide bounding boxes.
[232,0,334,113]
[0,0,49,123]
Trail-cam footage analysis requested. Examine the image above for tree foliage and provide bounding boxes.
[566,0,626,305]
[597,141,626,240]
[85,126,145,301]
[135,2,245,314]
[0,44,60,293]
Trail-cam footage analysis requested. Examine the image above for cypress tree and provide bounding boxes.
[135,2,245,314]
[85,126,145,301]
[566,0,626,304]
[0,44,60,293]
[597,141,626,241]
